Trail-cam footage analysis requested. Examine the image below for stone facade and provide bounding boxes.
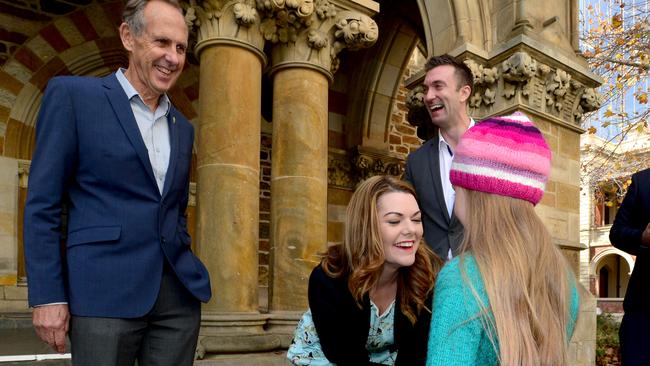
[0,0,601,363]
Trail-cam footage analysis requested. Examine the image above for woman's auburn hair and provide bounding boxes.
[458,188,576,366]
[321,175,442,324]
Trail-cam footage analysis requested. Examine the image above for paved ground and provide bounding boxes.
[0,324,71,366]
[0,316,289,365]
[0,328,67,356]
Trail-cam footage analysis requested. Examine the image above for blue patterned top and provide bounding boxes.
[288,300,398,365]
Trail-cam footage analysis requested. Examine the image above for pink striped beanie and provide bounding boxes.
[449,112,551,205]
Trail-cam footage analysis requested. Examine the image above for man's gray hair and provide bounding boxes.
[122,0,183,36]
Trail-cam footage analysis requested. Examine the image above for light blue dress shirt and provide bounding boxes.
[116,69,171,194]
[439,118,475,260]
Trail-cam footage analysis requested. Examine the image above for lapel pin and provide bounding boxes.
[172,116,176,124]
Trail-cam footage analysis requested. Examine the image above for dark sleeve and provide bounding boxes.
[404,154,414,185]
[177,120,193,247]
[23,77,78,306]
[610,173,648,256]
[308,266,370,366]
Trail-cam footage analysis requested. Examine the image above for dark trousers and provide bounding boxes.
[69,264,200,366]
[620,311,650,366]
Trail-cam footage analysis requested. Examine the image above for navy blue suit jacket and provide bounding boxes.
[404,136,464,259]
[24,74,211,317]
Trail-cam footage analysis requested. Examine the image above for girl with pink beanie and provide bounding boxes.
[426,112,580,366]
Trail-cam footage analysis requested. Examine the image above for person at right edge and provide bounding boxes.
[426,112,580,365]
[610,167,650,366]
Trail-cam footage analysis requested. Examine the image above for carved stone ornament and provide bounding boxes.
[328,148,404,189]
[405,85,436,140]
[353,149,403,181]
[234,2,258,25]
[328,12,378,73]
[545,68,571,111]
[184,0,265,53]
[189,182,197,207]
[580,88,602,112]
[18,160,30,189]
[501,51,538,99]
[256,0,316,43]
[333,15,378,51]
[464,59,498,108]
[574,87,603,121]
[328,152,355,189]
[408,50,604,127]
[307,29,328,49]
[265,1,378,77]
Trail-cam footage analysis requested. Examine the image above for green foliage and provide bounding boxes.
[596,314,621,366]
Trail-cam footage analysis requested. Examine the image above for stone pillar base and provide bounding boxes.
[266,311,302,348]
[197,311,301,357]
[196,351,291,365]
[198,312,273,356]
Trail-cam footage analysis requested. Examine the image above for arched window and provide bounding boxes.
[599,266,609,297]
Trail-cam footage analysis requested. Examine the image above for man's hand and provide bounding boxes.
[32,304,69,353]
[643,223,650,246]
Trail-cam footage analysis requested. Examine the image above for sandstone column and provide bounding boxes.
[255,0,378,340]
[187,1,274,355]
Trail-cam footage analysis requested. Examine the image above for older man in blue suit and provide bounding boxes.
[23,1,211,365]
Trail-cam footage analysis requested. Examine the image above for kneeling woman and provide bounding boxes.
[288,175,442,366]
[426,113,580,366]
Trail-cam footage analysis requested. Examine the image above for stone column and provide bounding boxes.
[269,67,329,311]
[255,0,378,341]
[186,0,275,356]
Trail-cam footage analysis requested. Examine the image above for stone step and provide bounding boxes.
[196,352,291,366]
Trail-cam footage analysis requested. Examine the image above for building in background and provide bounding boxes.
[580,128,650,314]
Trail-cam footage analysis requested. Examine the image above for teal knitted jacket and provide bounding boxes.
[426,255,580,366]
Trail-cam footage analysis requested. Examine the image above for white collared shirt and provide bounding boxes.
[439,118,475,259]
[116,69,171,194]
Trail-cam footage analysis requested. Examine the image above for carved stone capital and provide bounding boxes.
[406,48,603,129]
[446,49,603,128]
[257,0,316,43]
[184,0,266,63]
[465,59,499,108]
[328,147,404,190]
[328,149,355,189]
[265,0,378,80]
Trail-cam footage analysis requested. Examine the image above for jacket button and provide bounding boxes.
[161,236,166,243]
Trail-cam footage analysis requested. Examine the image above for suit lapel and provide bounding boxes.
[427,136,451,224]
[102,74,158,191]
[162,109,179,198]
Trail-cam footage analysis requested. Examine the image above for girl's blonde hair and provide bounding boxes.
[322,175,442,324]
[459,188,575,366]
